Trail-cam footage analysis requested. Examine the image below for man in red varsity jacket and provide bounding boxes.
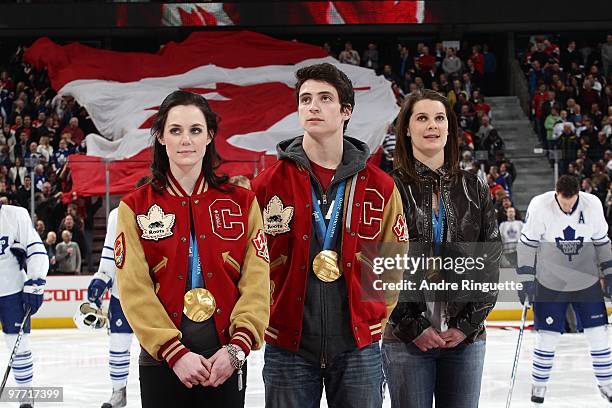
[253,63,407,408]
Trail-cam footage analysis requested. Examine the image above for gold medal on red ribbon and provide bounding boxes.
[183,288,216,322]
[312,250,342,282]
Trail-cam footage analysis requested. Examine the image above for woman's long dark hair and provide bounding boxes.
[150,90,229,193]
[394,90,460,182]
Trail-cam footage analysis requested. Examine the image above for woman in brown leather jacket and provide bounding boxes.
[382,90,501,408]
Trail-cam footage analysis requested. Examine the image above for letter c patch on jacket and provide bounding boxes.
[209,199,245,240]
[358,188,385,240]
[136,204,175,241]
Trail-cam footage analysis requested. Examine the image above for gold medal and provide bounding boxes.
[312,250,342,282]
[183,288,216,322]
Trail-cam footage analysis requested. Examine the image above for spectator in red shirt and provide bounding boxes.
[63,117,85,146]
[473,90,491,117]
[416,46,436,75]
[32,111,46,128]
[543,39,560,56]
[532,84,549,141]
[580,80,600,115]
[469,45,485,75]
[10,115,22,137]
[487,174,504,201]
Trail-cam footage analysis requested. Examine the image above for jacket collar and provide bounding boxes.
[414,159,449,179]
[166,170,207,197]
[276,135,370,183]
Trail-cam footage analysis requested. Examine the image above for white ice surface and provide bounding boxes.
[1,323,611,407]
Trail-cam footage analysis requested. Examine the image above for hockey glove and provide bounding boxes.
[23,278,46,315]
[518,280,535,305]
[87,272,112,307]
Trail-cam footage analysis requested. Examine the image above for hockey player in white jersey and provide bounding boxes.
[86,207,134,408]
[517,175,612,404]
[0,204,49,408]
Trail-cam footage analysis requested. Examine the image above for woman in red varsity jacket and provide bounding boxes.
[115,90,270,407]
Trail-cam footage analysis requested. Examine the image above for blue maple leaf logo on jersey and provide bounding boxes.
[507,227,518,239]
[0,236,8,255]
[555,226,584,261]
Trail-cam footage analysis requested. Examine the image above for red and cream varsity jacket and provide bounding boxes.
[115,172,270,367]
[253,137,408,353]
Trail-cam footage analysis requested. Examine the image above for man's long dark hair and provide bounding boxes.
[150,90,229,193]
[394,90,460,182]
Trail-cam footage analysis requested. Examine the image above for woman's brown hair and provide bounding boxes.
[394,90,460,182]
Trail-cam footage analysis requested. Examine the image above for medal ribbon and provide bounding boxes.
[189,233,203,289]
[432,198,446,254]
[311,180,346,251]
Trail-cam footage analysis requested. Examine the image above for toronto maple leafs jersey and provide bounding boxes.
[518,191,612,292]
[94,207,120,299]
[0,204,49,297]
[499,220,524,253]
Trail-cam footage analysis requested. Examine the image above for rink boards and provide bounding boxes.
[6,271,606,329]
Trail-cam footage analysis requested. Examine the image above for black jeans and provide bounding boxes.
[139,363,246,407]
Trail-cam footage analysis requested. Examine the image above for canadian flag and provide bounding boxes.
[162,2,425,26]
[25,31,398,196]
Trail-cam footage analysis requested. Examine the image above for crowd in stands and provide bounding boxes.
[0,45,101,274]
[355,40,520,226]
[522,34,612,224]
[0,37,525,273]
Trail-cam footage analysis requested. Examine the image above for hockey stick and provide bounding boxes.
[0,306,32,399]
[505,302,529,408]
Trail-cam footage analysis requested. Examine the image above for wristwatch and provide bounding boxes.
[224,344,246,391]
[224,344,246,368]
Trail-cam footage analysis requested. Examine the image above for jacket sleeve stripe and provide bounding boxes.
[230,328,255,355]
[160,338,182,360]
[163,343,188,366]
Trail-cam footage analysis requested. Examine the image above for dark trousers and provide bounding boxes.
[139,363,246,408]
